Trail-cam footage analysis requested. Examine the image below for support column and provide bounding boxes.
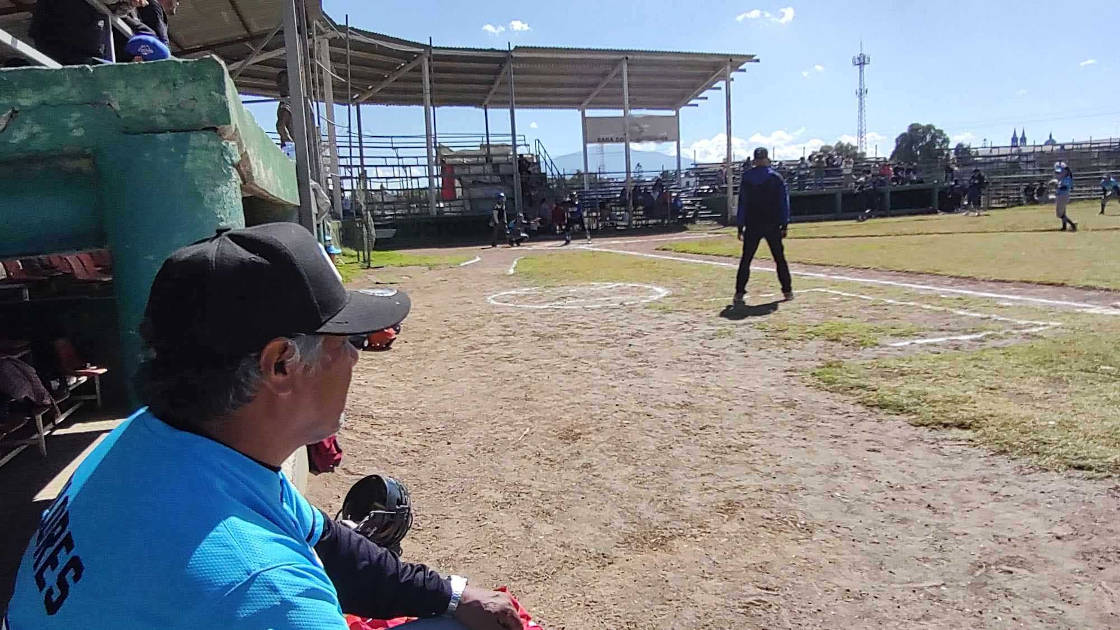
[483,106,492,164]
[356,102,373,259]
[508,51,523,219]
[421,53,437,216]
[318,38,343,219]
[580,108,590,191]
[98,133,245,402]
[724,60,733,224]
[283,0,316,230]
[675,109,682,185]
[622,56,632,227]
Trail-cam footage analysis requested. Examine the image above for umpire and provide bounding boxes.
[734,147,794,304]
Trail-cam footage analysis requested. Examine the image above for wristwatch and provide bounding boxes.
[444,575,468,617]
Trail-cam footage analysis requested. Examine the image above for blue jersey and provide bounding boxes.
[1057,174,1073,194]
[6,410,346,630]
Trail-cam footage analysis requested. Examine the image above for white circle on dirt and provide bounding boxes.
[488,283,670,309]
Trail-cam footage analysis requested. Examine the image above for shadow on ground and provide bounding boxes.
[719,301,780,320]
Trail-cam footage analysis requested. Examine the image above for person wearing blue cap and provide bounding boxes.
[124,33,171,62]
[1054,162,1077,231]
[1101,173,1120,215]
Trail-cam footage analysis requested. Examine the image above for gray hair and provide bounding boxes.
[137,333,327,433]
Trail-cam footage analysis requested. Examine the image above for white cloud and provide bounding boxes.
[529,121,539,129]
[836,132,883,145]
[1079,58,1097,67]
[687,127,867,163]
[509,20,531,31]
[482,24,505,35]
[1016,88,1028,96]
[802,64,824,78]
[951,131,975,144]
[736,7,794,24]
[686,133,752,163]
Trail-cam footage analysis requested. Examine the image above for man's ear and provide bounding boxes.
[258,338,297,395]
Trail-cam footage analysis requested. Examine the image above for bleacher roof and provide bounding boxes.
[1,1,756,111]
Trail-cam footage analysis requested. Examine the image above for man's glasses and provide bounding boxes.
[348,335,370,351]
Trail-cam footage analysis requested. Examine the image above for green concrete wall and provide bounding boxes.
[0,58,299,402]
[0,158,103,257]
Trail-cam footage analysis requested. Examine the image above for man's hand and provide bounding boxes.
[737,228,744,241]
[454,586,521,630]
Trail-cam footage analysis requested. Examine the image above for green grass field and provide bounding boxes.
[813,331,1120,474]
[664,201,1120,290]
[335,248,471,284]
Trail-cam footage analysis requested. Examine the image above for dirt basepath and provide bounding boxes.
[310,235,1120,629]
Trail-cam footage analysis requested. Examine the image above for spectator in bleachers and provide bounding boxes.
[538,197,554,230]
[30,0,153,65]
[1035,181,1048,204]
[137,0,180,46]
[652,177,665,199]
[795,157,808,190]
[812,154,825,189]
[1023,182,1037,205]
[276,71,294,149]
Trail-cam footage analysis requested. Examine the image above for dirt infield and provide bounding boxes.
[309,234,1120,629]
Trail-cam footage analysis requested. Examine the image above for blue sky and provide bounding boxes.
[245,0,1120,163]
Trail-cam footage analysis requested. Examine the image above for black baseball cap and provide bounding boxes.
[753,147,769,160]
[144,223,410,358]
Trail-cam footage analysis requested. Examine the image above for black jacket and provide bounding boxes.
[314,513,452,619]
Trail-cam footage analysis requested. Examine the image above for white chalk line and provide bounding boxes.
[507,257,523,275]
[517,233,716,251]
[581,245,1119,316]
[458,256,481,267]
[487,283,670,310]
[801,289,1062,347]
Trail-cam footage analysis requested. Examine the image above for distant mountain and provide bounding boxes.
[550,149,694,176]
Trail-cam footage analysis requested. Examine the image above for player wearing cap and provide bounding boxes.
[1100,173,1119,215]
[562,193,589,245]
[5,224,520,630]
[1054,162,1077,232]
[490,192,508,248]
[734,148,794,305]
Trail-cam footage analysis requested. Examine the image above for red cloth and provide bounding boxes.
[440,164,456,201]
[346,587,542,629]
[307,435,343,474]
[551,204,566,227]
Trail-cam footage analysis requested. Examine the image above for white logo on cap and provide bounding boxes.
[359,288,398,297]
